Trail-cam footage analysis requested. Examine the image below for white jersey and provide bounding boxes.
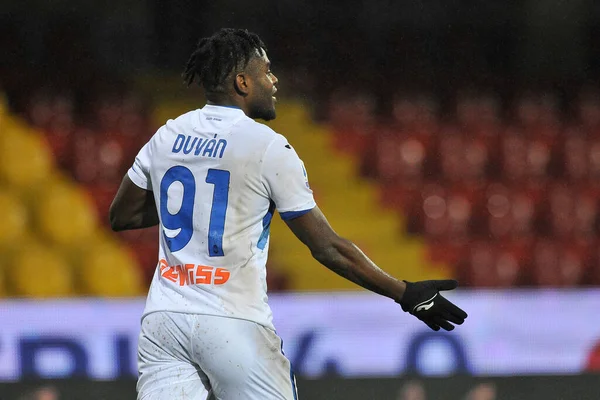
[128,105,316,329]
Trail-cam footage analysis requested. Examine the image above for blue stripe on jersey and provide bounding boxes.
[216,104,242,110]
[131,163,142,175]
[290,366,298,400]
[278,335,298,400]
[280,208,313,221]
[257,200,276,250]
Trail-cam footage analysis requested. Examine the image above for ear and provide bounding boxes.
[234,73,249,96]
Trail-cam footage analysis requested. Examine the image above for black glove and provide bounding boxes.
[398,280,467,331]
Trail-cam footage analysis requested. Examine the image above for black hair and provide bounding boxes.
[183,28,266,95]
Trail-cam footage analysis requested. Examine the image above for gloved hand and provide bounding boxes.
[398,280,467,331]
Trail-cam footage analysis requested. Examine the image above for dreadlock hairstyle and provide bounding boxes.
[183,28,266,96]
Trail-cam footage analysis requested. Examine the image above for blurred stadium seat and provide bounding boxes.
[79,239,143,297]
[0,189,29,251]
[0,99,143,298]
[34,179,98,249]
[331,87,600,287]
[530,239,589,287]
[460,240,525,287]
[6,80,600,291]
[8,241,75,297]
[0,122,53,193]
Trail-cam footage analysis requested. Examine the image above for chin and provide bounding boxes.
[263,110,276,121]
[250,107,277,121]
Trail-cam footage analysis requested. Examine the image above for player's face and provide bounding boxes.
[245,50,278,121]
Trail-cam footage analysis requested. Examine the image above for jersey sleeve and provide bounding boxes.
[261,135,316,220]
[127,140,152,190]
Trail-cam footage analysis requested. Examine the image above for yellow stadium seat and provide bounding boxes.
[9,242,75,297]
[79,241,143,297]
[0,91,6,113]
[0,259,5,297]
[0,95,7,129]
[0,129,53,192]
[0,189,29,251]
[0,104,144,299]
[35,180,97,249]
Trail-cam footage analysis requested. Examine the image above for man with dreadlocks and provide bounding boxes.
[110,28,467,399]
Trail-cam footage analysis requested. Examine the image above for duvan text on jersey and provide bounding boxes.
[171,134,228,158]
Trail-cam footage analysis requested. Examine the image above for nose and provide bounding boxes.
[271,73,279,86]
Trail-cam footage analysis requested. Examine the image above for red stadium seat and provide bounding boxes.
[535,184,599,240]
[530,240,589,287]
[85,183,119,227]
[409,184,479,240]
[329,92,377,156]
[391,95,439,134]
[475,183,542,239]
[499,129,529,182]
[588,138,600,184]
[363,94,440,183]
[455,93,502,135]
[562,134,589,181]
[512,93,562,136]
[587,242,600,285]
[26,93,77,172]
[575,87,600,136]
[116,226,160,284]
[499,128,559,184]
[437,131,464,183]
[460,240,526,287]
[426,238,469,269]
[433,127,496,184]
[72,128,138,184]
[43,128,73,172]
[453,93,503,179]
[463,135,493,183]
[379,183,423,213]
[373,130,434,184]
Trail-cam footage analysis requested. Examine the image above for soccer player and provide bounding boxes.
[110,28,467,400]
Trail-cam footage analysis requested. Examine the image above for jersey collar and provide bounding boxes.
[202,104,245,114]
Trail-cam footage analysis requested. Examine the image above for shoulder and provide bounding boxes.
[233,118,288,149]
[163,109,200,130]
[148,109,201,147]
[236,117,278,138]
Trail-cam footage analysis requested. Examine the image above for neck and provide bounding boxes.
[207,102,242,110]
[206,95,246,113]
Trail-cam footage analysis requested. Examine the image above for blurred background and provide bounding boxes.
[1,0,600,399]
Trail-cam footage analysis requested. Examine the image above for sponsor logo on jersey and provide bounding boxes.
[159,259,230,286]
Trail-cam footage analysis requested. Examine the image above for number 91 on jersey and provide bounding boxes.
[159,259,230,286]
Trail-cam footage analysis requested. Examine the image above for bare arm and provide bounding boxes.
[109,174,159,231]
[285,206,406,302]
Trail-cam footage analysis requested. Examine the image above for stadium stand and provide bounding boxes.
[6,82,600,296]
[265,101,448,290]
[0,92,143,297]
[334,89,600,287]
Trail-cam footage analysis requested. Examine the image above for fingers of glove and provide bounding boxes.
[433,279,458,291]
[437,295,468,320]
[423,319,440,331]
[433,315,455,331]
[440,309,466,325]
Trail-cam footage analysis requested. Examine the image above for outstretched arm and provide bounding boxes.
[285,206,406,302]
[261,135,466,330]
[109,174,159,231]
[285,206,467,331]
